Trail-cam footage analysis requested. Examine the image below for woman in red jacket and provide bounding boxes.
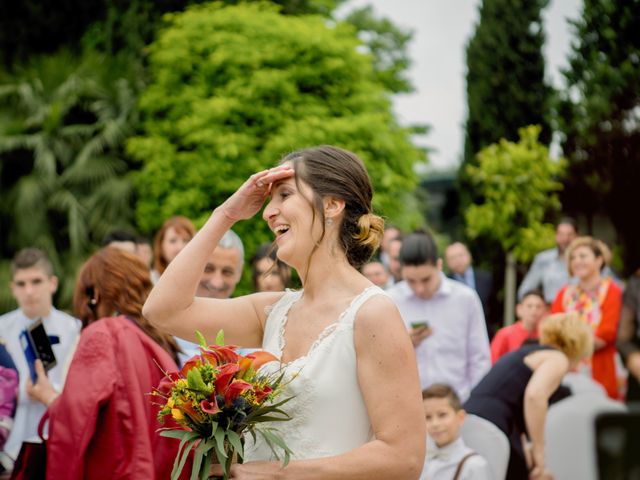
[27,248,185,479]
[551,236,622,398]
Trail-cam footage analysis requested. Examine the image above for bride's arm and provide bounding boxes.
[218,294,426,479]
[143,166,293,346]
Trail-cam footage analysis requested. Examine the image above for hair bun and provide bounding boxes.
[354,213,384,251]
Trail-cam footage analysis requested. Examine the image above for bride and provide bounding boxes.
[143,145,425,479]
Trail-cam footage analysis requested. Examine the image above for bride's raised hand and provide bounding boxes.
[218,165,294,222]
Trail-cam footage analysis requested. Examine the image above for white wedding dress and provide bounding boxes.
[244,285,387,461]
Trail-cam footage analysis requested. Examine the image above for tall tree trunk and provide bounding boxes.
[503,252,516,326]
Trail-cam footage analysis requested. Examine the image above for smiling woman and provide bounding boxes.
[143,145,426,479]
[551,236,623,399]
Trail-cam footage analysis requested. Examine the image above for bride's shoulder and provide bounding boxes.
[353,291,403,330]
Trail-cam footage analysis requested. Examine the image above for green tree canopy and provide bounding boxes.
[0,51,140,310]
[129,3,423,264]
[555,0,640,273]
[465,125,566,263]
[461,0,552,209]
[465,125,565,325]
[0,0,347,67]
[343,5,414,94]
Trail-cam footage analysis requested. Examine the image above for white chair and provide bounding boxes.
[461,413,510,480]
[545,376,626,480]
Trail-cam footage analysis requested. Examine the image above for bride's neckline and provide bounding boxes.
[277,285,379,366]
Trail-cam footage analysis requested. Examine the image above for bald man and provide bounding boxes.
[445,242,496,337]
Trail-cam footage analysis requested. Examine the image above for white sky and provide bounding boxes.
[337,0,583,171]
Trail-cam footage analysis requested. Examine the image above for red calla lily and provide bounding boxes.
[157,371,181,395]
[200,396,221,415]
[254,385,273,403]
[215,363,240,393]
[200,345,240,367]
[180,355,203,376]
[224,380,253,405]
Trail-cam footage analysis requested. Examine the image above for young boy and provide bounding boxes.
[490,290,547,363]
[1,248,80,463]
[421,384,491,480]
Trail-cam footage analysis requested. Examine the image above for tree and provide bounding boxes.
[128,3,424,284]
[0,0,346,67]
[0,51,139,310]
[343,5,414,94]
[461,0,552,208]
[555,0,640,274]
[465,126,566,324]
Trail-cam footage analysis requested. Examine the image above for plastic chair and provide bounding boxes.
[460,413,510,480]
[546,386,626,480]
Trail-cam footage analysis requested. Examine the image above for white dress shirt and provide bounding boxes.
[387,274,491,401]
[2,308,80,459]
[421,436,491,480]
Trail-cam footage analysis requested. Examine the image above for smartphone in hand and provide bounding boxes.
[20,318,57,382]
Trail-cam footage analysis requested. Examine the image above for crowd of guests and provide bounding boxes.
[0,209,637,479]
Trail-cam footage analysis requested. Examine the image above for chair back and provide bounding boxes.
[546,392,625,480]
[460,413,510,480]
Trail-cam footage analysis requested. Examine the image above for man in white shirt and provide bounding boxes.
[387,232,490,401]
[1,248,80,463]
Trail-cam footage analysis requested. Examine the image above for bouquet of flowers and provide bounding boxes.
[152,331,293,480]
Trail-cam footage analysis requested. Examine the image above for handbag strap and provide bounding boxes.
[453,452,477,480]
[37,409,50,441]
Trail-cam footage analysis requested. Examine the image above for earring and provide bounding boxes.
[326,218,333,226]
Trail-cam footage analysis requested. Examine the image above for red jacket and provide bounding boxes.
[46,316,184,479]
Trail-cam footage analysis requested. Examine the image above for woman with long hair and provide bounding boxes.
[144,146,425,479]
[151,215,196,282]
[27,248,183,479]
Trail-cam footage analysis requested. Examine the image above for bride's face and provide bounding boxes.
[263,169,324,269]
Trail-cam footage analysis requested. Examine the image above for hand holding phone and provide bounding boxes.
[410,320,430,330]
[20,318,57,383]
[409,320,432,347]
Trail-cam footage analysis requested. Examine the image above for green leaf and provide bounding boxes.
[174,437,198,480]
[214,427,227,459]
[200,451,214,480]
[208,421,218,439]
[190,450,204,480]
[159,429,193,440]
[226,430,244,460]
[195,330,207,348]
[187,367,207,391]
[215,329,225,347]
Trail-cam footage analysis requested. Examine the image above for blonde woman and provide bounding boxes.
[464,313,593,479]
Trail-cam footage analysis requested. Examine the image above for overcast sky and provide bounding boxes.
[337,0,583,171]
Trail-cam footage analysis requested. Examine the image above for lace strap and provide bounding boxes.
[263,289,302,354]
[339,286,387,326]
